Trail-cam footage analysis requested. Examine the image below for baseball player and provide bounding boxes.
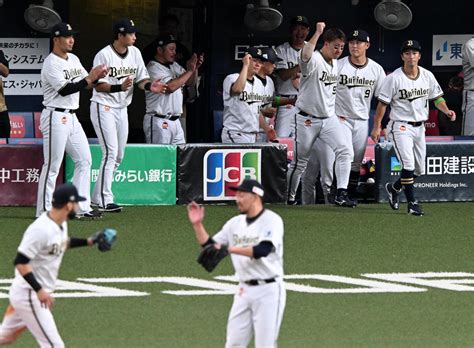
[336,30,386,200]
[90,18,166,213]
[371,40,456,216]
[36,23,108,219]
[221,47,271,143]
[287,22,356,207]
[0,49,10,139]
[462,37,474,135]
[143,34,203,144]
[274,15,310,138]
[187,179,285,348]
[255,47,295,142]
[0,183,116,347]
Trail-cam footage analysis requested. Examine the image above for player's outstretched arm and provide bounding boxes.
[95,75,135,93]
[85,64,108,88]
[68,229,117,252]
[370,101,388,142]
[187,201,210,245]
[301,22,325,62]
[137,78,168,94]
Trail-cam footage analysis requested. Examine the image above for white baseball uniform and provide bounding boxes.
[274,42,300,137]
[301,138,335,204]
[36,53,92,217]
[287,50,353,201]
[378,66,443,175]
[462,37,474,135]
[336,57,385,172]
[90,44,149,207]
[143,60,186,144]
[255,74,275,142]
[212,209,286,348]
[0,213,68,347]
[221,73,266,143]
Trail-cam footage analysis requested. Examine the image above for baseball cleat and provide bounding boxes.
[385,183,400,210]
[334,190,357,208]
[76,210,103,220]
[408,201,424,216]
[99,203,123,213]
[286,199,298,206]
[90,202,99,209]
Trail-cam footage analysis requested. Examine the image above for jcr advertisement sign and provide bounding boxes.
[177,144,288,204]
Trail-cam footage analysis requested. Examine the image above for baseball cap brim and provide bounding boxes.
[229,185,264,197]
[75,195,87,202]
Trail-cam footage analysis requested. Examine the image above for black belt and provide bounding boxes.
[280,94,297,98]
[153,114,180,121]
[244,278,276,286]
[298,111,326,119]
[48,107,77,114]
[399,121,424,127]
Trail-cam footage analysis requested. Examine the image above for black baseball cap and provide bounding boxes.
[246,46,266,61]
[262,47,283,63]
[348,30,370,43]
[290,15,310,28]
[229,179,264,197]
[156,34,178,47]
[52,183,86,205]
[51,23,78,38]
[114,18,137,34]
[401,39,421,53]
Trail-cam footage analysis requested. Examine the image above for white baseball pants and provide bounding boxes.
[0,289,64,347]
[90,102,128,207]
[287,113,353,201]
[143,114,185,144]
[387,120,426,176]
[36,109,92,217]
[225,281,286,348]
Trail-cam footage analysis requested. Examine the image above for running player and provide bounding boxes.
[336,30,385,200]
[90,18,166,212]
[371,40,456,215]
[287,22,355,207]
[36,23,107,219]
[0,184,110,347]
[187,179,285,347]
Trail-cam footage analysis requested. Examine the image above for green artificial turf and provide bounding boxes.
[1,203,473,347]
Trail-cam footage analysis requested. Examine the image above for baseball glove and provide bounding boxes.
[91,228,117,252]
[197,243,229,272]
